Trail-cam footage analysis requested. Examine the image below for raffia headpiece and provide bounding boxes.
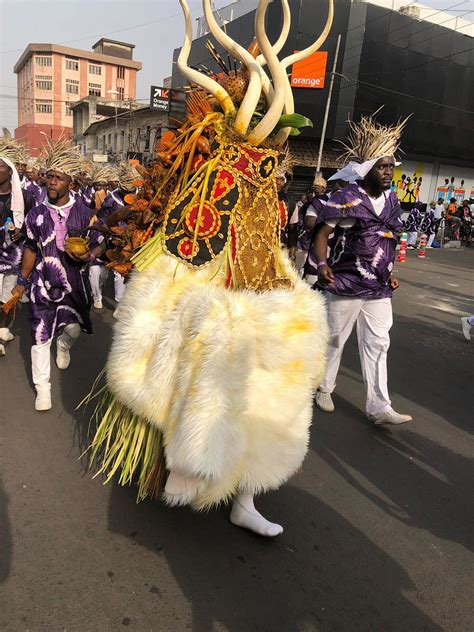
[330,113,409,183]
[117,162,140,192]
[340,114,409,164]
[40,136,83,178]
[0,137,30,165]
[91,164,114,184]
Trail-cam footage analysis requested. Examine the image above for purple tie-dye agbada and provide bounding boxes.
[25,199,100,345]
[316,184,404,299]
[0,189,35,276]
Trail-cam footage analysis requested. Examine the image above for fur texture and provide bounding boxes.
[107,250,328,510]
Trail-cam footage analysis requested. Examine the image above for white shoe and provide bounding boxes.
[93,299,103,309]
[113,308,120,319]
[56,343,71,370]
[0,343,5,357]
[0,327,14,342]
[315,391,335,413]
[368,407,412,426]
[461,317,471,341]
[35,385,52,411]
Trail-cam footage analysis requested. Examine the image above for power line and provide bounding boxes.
[0,12,183,55]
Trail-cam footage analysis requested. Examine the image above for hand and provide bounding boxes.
[11,229,22,243]
[288,247,297,261]
[390,275,400,291]
[66,248,91,263]
[11,285,25,298]
[318,264,334,286]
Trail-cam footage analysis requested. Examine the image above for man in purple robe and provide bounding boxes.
[404,202,422,248]
[26,168,47,205]
[311,119,412,426]
[89,165,137,309]
[12,142,105,411]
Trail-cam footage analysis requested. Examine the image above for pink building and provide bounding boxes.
[13,39,142,155]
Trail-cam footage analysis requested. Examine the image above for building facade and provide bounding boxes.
[172,0,474,205]
[78,106,168,164]
[13,39,142,155]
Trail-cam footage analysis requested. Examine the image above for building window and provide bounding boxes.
[65,79,80,94]
[35,55,52,67]
[65,57,79,71]
[35,99,52,113]
[89,64,102,75]
[65,102,73,116]
[117,86,125,99]
[88,82,102,97]
[35,75,52,90]
[117,66,125,79]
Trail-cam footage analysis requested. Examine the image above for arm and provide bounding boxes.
[305,215,317,233]
[313,223,334,286]
[11,247,37,298]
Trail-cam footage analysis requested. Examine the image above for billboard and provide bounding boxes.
[150,86,170,111]
[290,51,328,89]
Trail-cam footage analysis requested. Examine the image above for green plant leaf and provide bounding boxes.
[277,114,313,129]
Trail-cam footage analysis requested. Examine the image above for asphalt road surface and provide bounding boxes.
[1,248,473,632]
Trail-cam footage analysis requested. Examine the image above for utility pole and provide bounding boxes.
[316,34,341,176]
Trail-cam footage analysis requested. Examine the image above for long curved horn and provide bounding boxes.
[203,0,262,135]
[177,0,235,116]
[256,0,291,67]
[275,0,334,145]
[247,0,288,146]
[256,0,290,105]
[281,0,334,69]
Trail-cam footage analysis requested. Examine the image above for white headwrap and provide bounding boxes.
[329,158,401,183]
[0,156,25,229]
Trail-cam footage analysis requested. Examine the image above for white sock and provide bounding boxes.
[230,493,283,537]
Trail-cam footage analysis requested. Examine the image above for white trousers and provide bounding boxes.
[319,294,393,416]
[0,272,16,303]
[89,264,125,302]
[407,231,418,246]
[427,233,435,247]
[31,323,81,387]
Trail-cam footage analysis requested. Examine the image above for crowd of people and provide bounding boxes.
[2,114,472,542]
[0,137,141,408]
[403,196,473,248]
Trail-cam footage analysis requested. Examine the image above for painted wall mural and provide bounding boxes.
[391,161,474,206]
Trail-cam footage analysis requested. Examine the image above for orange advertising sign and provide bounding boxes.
[291,51,328,89]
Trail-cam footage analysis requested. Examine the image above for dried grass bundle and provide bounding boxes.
[0,137,30,164]
[340,114,410,163]
[117,162,141,192]
[277,146,295,177]
[40,135,83,177]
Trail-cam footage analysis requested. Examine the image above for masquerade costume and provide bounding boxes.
[87,0,332,531]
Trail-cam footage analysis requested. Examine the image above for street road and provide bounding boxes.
[1,248,473,631]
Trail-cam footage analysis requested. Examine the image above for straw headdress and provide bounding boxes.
[116,162,140,192]
[91,164,114,184]
[340,114,409,164]
[40,135,83,178]
[0,137,30,165]
[329,112,410,183]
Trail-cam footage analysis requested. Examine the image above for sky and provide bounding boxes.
[0,0,471,131]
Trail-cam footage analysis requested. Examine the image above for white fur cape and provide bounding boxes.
[107,250,328,509]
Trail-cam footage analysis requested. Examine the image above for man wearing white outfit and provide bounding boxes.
[312,115,412,426]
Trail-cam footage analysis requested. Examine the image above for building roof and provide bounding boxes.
[82,106,152,135]
[92,38,136,50]
[14,43,142,74]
